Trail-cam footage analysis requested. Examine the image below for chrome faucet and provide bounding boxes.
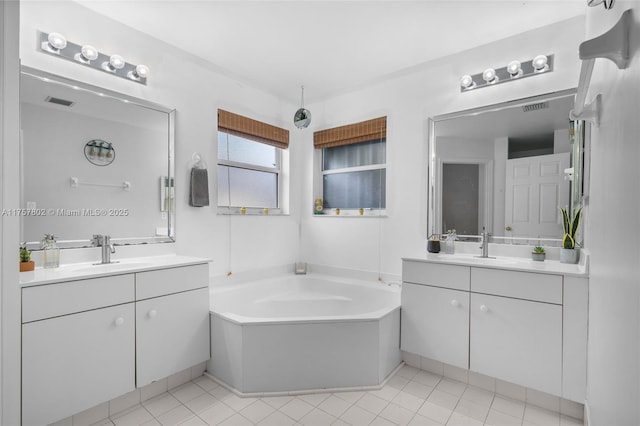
[478,227,491,258]
[91,234,117,264]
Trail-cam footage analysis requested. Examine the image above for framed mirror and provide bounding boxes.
[20,67,175,249]
[428,89,586,245]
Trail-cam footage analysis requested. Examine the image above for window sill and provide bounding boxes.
[217,207,288,216]
[312,210,387,218]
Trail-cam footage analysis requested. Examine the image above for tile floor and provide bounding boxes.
[95,366,584,426]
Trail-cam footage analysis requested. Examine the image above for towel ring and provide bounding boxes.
[191,152,207,169]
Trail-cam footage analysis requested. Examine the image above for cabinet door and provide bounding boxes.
[22,304,135,426]
[401,283,469,369]
[136,288,210,387]
[470,293,562,396]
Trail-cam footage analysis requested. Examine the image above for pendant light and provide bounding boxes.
[294,85,311,129]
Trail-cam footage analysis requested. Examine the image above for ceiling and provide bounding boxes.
[74,0,585,104]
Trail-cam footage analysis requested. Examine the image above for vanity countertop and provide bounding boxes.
[403,252,588,277]
[19,255,211,287]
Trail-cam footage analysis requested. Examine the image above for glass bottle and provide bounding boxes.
[445,229,457,254]
[42,234,60,269]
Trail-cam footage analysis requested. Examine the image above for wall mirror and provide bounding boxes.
[20,67,175,249]
[428,89,586,245]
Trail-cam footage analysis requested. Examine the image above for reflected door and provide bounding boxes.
[504,153,569,239]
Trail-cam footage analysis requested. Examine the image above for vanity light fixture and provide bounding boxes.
[38,31,149,85]
[460,54,554,92]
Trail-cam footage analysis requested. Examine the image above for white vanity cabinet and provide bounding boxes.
[401,259,587,401]
[135,264,210,387]
[401,262,470,369]
[20,258,210,426]
[22,275,136,426]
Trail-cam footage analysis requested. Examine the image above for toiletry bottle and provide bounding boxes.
[42,234,60,268]
[445,229,456,254]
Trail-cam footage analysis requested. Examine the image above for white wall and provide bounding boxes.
[583,3,640,425]
[1,1,22,424]
[300,17,585,277]
[19,1,302,277]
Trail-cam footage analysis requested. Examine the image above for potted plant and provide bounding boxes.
[20,243,35,272]
[560,207,582,264]
[532,246,545,261]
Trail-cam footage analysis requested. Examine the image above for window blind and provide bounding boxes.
[313,116,386,149]
[218,109,289,149]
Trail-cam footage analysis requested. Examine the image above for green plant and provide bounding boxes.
[533,246,545,254]
[560,207,582,249]
[19,243,31,263]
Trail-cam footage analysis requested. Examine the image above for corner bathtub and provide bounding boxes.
[207,274,402,394]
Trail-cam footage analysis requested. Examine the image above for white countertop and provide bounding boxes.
[19,255,211,287]
[403,252,588,276]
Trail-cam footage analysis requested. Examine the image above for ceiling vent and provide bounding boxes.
[522,102,549,112]
[45,96,74,107]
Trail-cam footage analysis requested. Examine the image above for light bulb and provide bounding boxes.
[109,54,125,70]
[47,32,67,51]
[482,68,497,83]
[135,64,149,78]
[532,55,548,72]
[460,75,474,89]
[80,45,98,61]
[507,60,522,77]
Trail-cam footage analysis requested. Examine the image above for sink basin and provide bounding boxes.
[428,253,527,266]
[66,261,155,273]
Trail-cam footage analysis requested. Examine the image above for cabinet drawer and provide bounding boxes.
[471,268,562,304]
[22,274,134,323]
[136,263,208,300]
[402,260,470,291]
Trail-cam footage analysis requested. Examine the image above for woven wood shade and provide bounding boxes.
[218,109,289,149]
[313,116,386,149]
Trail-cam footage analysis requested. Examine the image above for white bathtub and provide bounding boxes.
[207,274,402,394]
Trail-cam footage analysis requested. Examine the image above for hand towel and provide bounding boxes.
[189,167,209,207]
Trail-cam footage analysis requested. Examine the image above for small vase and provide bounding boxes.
[20,261,35,272]
[531,252,545,262]
[560,248,579,264]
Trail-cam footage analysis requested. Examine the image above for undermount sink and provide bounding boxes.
[66,261,156,273]
[429,253,526,266]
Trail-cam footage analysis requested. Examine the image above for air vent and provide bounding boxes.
[45,96,74,107]
[522,102,549,112]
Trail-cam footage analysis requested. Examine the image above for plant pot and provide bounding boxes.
[427,240,441,253]
[560,248,580,264]
[20,261,35,272]
[531,252,545,262]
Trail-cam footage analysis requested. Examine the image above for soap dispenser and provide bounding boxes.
[42,234,60,268]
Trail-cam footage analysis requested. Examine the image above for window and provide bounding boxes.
[314,117,387,214]
[217,110,289,213]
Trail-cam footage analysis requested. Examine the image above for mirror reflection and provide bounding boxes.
[20,69,175,249]
[429,90,583,244]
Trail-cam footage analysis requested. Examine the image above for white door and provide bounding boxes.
[504,153,570,239]
[469,293,562,396]
[136,288,210,387]
[22,304,135,426]
[401,283,469,369]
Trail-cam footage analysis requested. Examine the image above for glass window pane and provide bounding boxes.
[323,169,386,209]
[218,132,278,168]
[323,139,386,170]
[218,165,277,208]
